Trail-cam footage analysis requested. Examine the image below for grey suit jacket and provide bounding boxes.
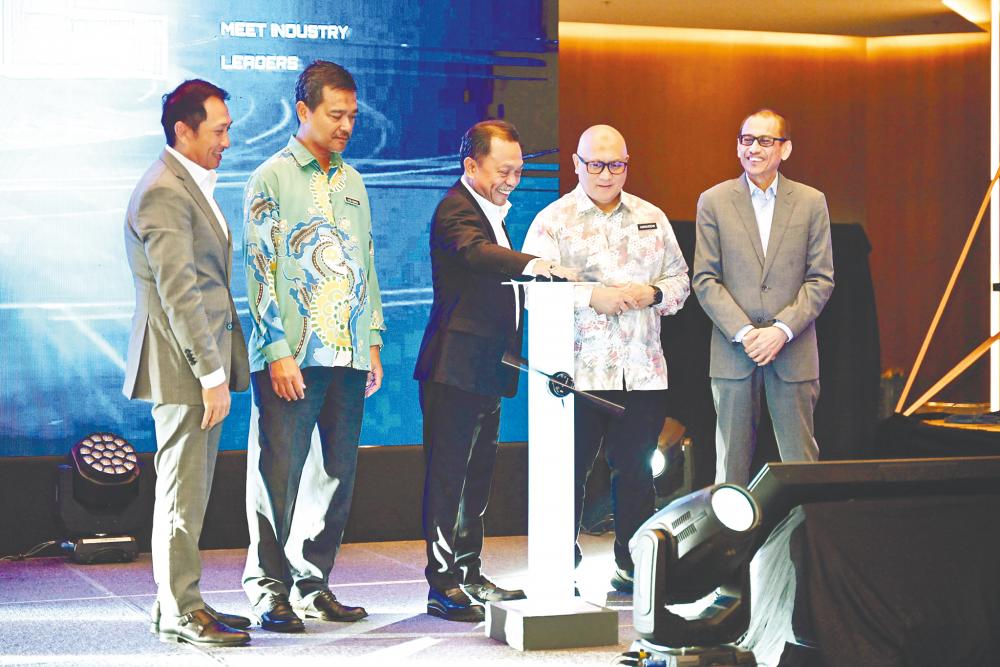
[122,149,250,405]
[693,174,834,382]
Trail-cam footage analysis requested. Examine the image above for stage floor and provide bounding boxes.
[0,534,637,665]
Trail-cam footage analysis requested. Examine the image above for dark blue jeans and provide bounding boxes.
[243,365,366,604]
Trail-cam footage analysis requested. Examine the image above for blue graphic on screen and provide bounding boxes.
[0,0,557,456]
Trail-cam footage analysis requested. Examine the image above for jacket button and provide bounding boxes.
[761,284,769,291]
[226,323,233,331]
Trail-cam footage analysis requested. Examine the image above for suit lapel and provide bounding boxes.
[500,219,513,247]
[455,179,499,244]
[762,176,796,280]
[160,150,229,255]
[453,179,519,332]
[730,177,765,268]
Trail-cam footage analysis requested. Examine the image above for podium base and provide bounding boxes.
[630,640,757,666]
[487,597,618,650]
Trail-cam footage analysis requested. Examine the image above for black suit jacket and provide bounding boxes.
[413,180,536,398]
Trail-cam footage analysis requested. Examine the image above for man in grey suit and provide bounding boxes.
[693,109,834,486]
[123,80,252,647]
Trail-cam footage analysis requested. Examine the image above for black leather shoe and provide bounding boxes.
[294,590,367,622]
[149,601,251,633]
[427,586,485,622]
[158,609,250,647]
[462,576,526,603]
[254,594,305,633]
[610,567,634,594]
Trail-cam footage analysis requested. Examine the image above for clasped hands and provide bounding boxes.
[742,326,787,366]
[589,283,656,316]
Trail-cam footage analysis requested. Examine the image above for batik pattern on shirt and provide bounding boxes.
[244,136,385,374]
[523,185,689,391]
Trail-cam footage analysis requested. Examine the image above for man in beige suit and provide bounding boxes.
[693,109,834,486]
[123,79,251,647]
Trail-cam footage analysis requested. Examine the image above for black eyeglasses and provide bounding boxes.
[576,154,628,175]
[738,134,788,147]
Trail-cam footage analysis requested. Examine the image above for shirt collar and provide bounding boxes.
[572,183,632,216]
[287,135,344,172]
[165,145,217,195]
[746,171,779,200]
[460,176,512,220]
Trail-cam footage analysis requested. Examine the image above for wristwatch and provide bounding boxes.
[650,285,663,306]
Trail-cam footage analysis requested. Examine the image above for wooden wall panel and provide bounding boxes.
[558,24,991,404]
[558,25,867,223]
[865,36,990,403]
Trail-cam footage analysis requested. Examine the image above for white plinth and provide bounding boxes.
[487,598,619,651]
[490,282,618,650]
[525,283,577,601]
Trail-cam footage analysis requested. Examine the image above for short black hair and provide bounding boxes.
[295,60,357,112]
[459,120,521,166]
[161,79,229,146]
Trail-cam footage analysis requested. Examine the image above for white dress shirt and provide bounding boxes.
[460,177,539,328]
[735,172,793,343]
[166,145,229,240]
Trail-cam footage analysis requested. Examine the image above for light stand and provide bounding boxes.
[57,432,150,564]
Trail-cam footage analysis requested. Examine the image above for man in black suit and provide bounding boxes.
[414,120,573,622]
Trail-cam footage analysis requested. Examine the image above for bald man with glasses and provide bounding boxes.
[693,109,834,487]
[522,124,689,593]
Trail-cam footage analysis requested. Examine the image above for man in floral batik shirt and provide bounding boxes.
[522,124,689,594]
[242,61,385,632]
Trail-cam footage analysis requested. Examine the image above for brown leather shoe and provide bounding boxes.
[149,601,251,633]
[205,604,252,630]
[294,590,367,622]
[158,609,250,647]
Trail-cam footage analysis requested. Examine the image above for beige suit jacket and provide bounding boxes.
[122,149,250,405]
[693,174,834,382]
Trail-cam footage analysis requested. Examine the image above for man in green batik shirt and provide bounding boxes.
[242,60,385,633]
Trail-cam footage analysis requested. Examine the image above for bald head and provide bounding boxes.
[574,125,629,213]
[577,124,628,158]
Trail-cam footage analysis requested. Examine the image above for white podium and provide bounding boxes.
[487,282,618,651]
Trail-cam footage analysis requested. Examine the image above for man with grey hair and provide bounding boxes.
[693,109,834,487]
[242,60,385,632]
[523,124,689,594]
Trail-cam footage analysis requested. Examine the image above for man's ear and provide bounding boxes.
[462,156,477,178]
[295,100,310,126]
[173,120,190,148]
[780,140,793,161]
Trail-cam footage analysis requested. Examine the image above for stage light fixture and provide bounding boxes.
[626,456,1000,666]
[652,419,693,507]
[651,448,667,477]
[629,483,761,666]
[57,432,150,564]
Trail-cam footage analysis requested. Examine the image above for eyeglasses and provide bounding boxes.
[738,134,788,147]
[576,154,628,175]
